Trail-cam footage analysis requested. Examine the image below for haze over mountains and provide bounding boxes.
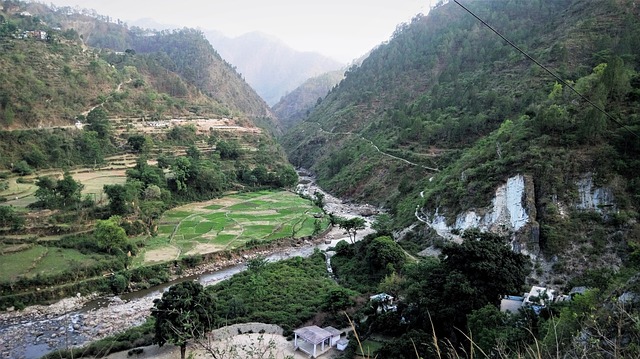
[130,18,345,106]
[205,31,344,106]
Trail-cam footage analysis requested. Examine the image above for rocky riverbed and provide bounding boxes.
[0,170,378,359]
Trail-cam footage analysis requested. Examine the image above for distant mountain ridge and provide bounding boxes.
[271,70,344,131]
[205,31,344,106]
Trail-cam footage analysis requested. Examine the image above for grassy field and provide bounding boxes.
[142,190,328,263]
[0,189,328,282]
[0,244,105,282]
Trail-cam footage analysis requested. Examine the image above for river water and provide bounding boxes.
[0,171,377,359]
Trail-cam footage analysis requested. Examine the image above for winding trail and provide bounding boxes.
[81,78,132,116]
[314,122,440,172]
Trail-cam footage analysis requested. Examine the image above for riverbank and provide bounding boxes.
[1,171,378,359]
[0,238,329,359]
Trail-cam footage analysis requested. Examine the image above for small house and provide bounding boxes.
[370,293,396,313]
[523,286,555,314]
[294,326,332,358]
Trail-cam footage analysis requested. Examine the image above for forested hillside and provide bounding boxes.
[24,2,275,122]
[272,69,344,130]
[281,1,640,356]
[283,0,640,224]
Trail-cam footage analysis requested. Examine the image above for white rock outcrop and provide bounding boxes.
[424,175,529,242]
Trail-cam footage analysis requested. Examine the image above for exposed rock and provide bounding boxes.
[575,173,615,212]
[421,174,540,258]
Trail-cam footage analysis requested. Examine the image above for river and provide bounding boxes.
[0,170,378,359]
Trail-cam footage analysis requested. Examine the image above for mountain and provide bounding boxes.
[205,31,344,106]
[25,2,275,123]
[0,5,234,129]
[271,69,344,130]
[282,0,640,271]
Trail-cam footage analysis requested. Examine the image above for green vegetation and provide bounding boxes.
[211,251,346,333]
[149,190,327,260]
[151,281,216,359]
[283,0,640,230]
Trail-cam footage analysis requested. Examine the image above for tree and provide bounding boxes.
[0,206,24,230]
[365,236,406,273]
[151,281,216,359]
[85,107,111,139]
[323,288,355,314]
[172,157,192,192]
[372,213,393,236]
[442,229,530,307]
[104,182,140,215]
[12,160,33,176]
[313,191,325,209]
[274,165,298,187]
[186,145,201,161]
[94,216,128,254]
[56,172,84,208]
[127,134,150,153]
[338,217,366,244]
[217,140,241,160]
[251,165,269,185]
[401,230,530,339]
[33,172,83,209]
[34,176,58,208]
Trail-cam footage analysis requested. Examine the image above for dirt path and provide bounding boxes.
[81,78,131,116]
[314,122,440,172]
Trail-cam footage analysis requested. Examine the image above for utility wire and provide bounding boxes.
[452,0,640,139]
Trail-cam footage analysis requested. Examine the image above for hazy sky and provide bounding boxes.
[45,0,437,63]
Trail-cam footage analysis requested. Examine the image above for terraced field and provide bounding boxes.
[143,190,327,263]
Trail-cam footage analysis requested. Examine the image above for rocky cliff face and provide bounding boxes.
[420,175,540,258]
[419,172,621,262]
[575,173,616,213]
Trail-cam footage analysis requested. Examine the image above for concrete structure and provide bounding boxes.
[294,326,332,358]
[337,338,349,351]
[500,295,524,313]
[324,326,342,347]
[370,293,397,313]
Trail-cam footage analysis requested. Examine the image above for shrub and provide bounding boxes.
[11,160,33,176]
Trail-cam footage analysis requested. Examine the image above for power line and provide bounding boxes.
[452,0,640,140]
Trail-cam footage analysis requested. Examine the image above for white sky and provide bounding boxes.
[44,0,437,63]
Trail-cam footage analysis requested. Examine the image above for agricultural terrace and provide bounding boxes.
[0,243,110,282]
[141,190,328,263]
[0,168,127,208]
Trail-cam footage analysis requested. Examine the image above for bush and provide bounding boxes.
[11,160,33,176]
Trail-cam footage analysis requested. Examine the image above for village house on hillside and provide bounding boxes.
[500,286,556,314]
[293,325,345,358]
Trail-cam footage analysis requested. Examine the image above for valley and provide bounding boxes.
[1,0,640,358]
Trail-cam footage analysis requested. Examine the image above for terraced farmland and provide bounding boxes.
[143,190,328,263]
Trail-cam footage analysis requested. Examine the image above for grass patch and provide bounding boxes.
[204,204,224,210]
[143,190,328,262]
[0,245,104,281]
